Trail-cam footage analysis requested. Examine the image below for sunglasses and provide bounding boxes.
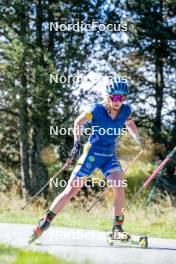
[109,95,126,102]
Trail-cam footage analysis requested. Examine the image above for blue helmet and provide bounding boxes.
[106,78,128,95]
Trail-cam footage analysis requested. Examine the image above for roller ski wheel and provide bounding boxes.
[107,233,114,245]
[28,218,50,244]
[139,236,148,248]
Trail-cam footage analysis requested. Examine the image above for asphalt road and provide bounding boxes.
[0,223,176,264]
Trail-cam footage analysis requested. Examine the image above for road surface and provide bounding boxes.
[0,223,175,264]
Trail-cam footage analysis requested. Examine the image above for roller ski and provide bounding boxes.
[107,232,148,248]
[107,216,148,248]
[107,226,148,248]
[28,218,50,244]
[28,211,56,244]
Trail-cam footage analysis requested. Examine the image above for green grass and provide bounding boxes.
[0,194,176,239]
[0,243,84,264]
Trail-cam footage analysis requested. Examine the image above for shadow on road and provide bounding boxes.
[35,242,176,251]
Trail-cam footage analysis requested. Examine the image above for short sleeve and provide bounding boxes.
[85,103,99,121]
[125,104,133,120]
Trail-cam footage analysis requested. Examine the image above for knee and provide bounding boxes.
[108,172,125,186]
[111,179,125,195]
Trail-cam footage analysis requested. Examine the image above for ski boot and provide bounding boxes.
[112,224,131,241]
[28,217,51,244]
[112,215,130,241]
[107,215,148,247]
[28,211,56,244]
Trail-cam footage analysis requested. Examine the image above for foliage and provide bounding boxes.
[0,243,81,264]
[0,0,175,200]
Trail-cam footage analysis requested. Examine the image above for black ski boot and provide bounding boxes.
[28,218,50,244]
[28,211,56,244]
[113,224,131,240]
[112,215,131,241]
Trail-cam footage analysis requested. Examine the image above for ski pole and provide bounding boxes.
[21,159,72,210]
[126,146,176,207]
[86,149,143,212]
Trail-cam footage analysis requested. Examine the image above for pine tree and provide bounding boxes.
[108,0,176,145]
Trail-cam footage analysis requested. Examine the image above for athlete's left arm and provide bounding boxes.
[125,117,148,153]
[125,117,139,140]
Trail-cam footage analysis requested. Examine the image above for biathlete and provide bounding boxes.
[29,78,147,243]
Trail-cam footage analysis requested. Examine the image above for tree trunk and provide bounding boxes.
[30,0,49,196]
[153,55,164,142]
[153,1,164,143]
[19,1,31,199]
[48,0,55,60]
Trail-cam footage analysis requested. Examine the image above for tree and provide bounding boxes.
[122,0,176,144]
[103,0,176,147]
[0,0,110,198]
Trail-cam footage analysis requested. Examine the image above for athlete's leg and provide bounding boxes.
[107,171,130,239]
[29,144,97,243]
[49,173,83,214]
[28,173,83,243]
[107,171,125,217]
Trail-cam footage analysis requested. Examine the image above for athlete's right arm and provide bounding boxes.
[73,111,92,142]
[70,111,92,160]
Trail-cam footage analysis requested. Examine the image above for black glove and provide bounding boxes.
[70,140,82,161]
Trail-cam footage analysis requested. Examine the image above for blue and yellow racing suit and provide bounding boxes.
[72,103,132,177]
